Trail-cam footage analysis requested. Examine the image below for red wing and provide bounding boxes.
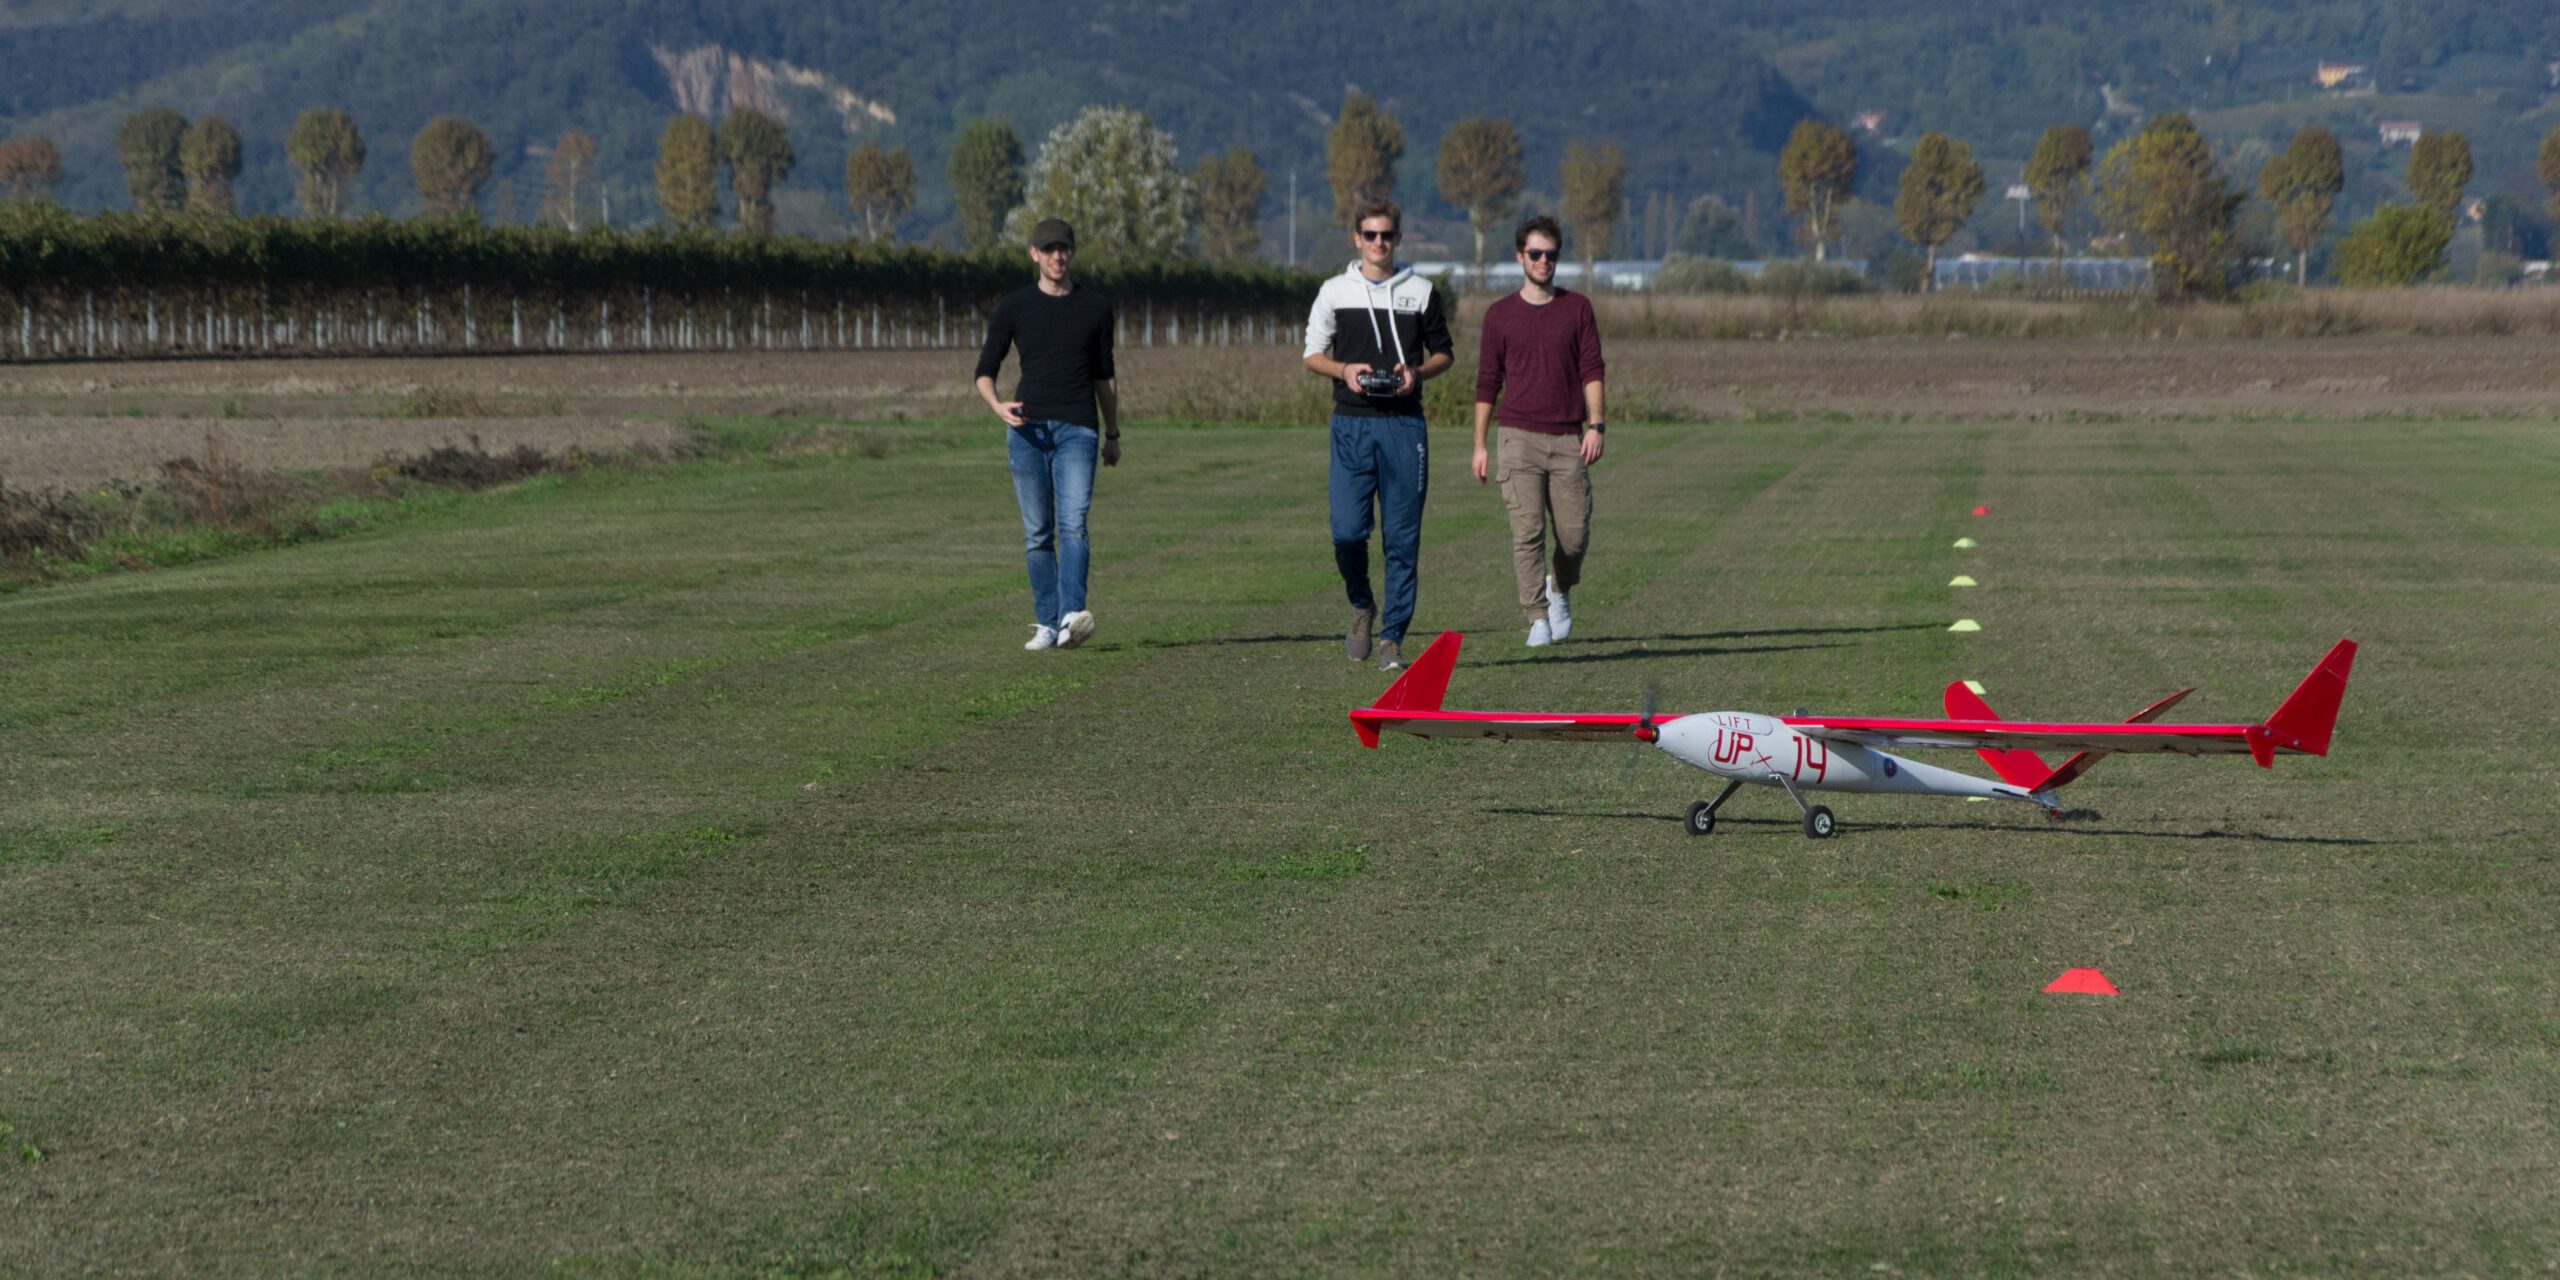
[1351,709,1644,744]
[1786,715,2264,756]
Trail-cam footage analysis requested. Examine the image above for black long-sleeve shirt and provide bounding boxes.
[974,284,1117,428]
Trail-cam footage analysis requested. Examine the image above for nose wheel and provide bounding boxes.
[1684,781,1743,837]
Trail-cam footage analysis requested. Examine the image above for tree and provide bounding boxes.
[116,107,187,213]
[1778,119,1856,260]
[1559,141,1627,273]
[2406,131,2472,221]
[285,107,366,219]
[1004,105,1196,259]
[654,115,719,228]
[1194,146,1266,262]
[412,116,495,218]
[0,135,63,201]
[541,129,598,230]
[2023,124,2093,260]
[720,108,794,235]
[1895,131,1985,290]
[2094,112,2242,297]
[1435,117,1524,270]
[1326,91,1402,230]
[948,118,1025,252]
[2333,203,2454,286]
[177,117,242,215]
[2257,126,2343,285]
[843,141,917,242]
[1676,195,1754,259]
[2539,124,2560,224]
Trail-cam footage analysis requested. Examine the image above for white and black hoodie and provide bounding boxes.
[1302,260,1453,418]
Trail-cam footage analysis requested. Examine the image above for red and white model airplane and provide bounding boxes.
[1351,632,2357,838]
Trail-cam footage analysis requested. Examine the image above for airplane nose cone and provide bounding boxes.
[1634,724,1658,743]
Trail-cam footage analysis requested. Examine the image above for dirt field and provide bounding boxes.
[4,334,2558,486]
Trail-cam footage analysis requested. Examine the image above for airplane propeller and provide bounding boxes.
[1619,683,1661,787]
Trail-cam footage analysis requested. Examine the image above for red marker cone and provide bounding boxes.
[2044,968,2118,995]
[1971,505,1991,516]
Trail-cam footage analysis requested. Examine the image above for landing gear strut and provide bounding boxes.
[1684,780,1743,837]
[1774,773,1837,840]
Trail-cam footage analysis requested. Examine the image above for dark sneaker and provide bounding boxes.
[1346,607,1375,662]
[1375,638,1403,672]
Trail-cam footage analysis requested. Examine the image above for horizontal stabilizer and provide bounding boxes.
[1941,680,2052,789]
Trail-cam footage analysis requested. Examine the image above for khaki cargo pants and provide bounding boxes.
[1495,427,1592,623]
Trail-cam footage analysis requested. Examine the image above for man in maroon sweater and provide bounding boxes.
[1471,215,1606,647]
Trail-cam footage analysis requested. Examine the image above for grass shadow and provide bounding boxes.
[1477,640,1850,667]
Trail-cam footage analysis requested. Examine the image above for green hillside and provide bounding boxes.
[3,0,2558,252]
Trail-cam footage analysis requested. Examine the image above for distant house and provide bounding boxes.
[2464,197,2487,225]
[1852,110,1887,135]
[2378,120,2423,146]
[2314,61,2371,92]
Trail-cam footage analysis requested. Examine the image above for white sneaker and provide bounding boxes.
[1056,610,1094,649]
[1526,619,1553,647]
[1546,576,1573,641]
[1025,625,1059,651]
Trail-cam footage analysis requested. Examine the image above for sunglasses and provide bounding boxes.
[1521,248,1557,262]
[1036,242,1075,254]
[1358,228,1401,242]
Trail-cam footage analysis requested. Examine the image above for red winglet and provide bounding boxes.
[2259,639,2356,758]
[1350,631,1463,748]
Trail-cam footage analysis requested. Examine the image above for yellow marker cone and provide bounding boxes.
[1949,575,1978,587]
[1953,537,1978,548]
[1948,619,1982,632]
[1963,679,1986,694]
[1966,796,1988,802]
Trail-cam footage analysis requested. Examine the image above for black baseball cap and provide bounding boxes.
[1030,217,1075,249]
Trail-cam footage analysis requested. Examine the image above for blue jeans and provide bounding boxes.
[1007,420,1097,629]
[1327,413,1428,643]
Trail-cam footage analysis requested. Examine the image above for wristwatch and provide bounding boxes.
[1582,421,1605,433]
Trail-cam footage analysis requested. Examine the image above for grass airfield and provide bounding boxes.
[3,408,2556,1274]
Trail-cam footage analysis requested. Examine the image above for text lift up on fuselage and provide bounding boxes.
[1349,632,2358,839]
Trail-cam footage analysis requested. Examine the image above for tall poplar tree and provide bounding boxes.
[286,107,366,219]
[178,116,243,215]
[2257,126,2344,285]
[412,116,495,217]
[843,141,917,241]
[720,108,793,235]
[541,129,598,230]
[948,118,1026,252]
[654,115,719,228]
[1778,120,1856,260]
[2094,112,2241,297]
[1326,92,1402,230]
[116,108,187,213]
[2024,124,2092,261]
[2406,131,2471,221]
[1194,146,1267,262]
[1895,131,1985,291]
[1435,117,1524,270]
[1559,141,1627,273]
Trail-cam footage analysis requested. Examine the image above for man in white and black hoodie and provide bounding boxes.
[1300,198,1454,672]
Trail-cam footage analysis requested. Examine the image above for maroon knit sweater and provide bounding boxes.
[1474,289,1606,434]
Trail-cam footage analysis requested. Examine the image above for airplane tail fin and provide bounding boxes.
[1942,680,2054,790]
[1352,631,1462,747]
[2250,639,2357,766]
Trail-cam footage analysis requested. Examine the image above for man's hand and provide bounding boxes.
[1394,364,1417,396]
[994,400,1026,427]
[1103,435,1122,467]
[1580,428,1605,466]
[1472,444,1491,484]
[1338,362,1373,393]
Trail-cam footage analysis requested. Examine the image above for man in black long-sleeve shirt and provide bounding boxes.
[974,217,1120,651]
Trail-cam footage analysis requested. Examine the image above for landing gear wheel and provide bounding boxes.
[1803,806,1836,840]
[1685,801,1717,836]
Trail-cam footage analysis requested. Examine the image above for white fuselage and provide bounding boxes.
[1653,713,2050,809]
